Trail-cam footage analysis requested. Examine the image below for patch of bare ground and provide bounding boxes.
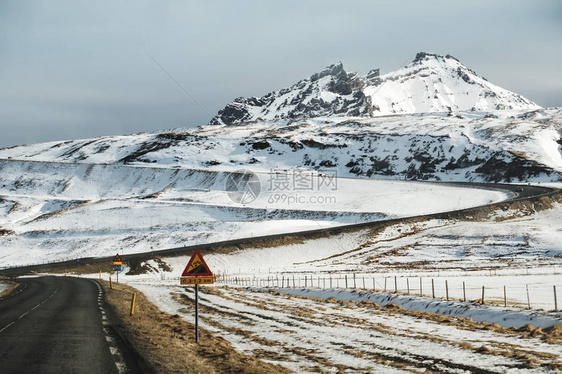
[47,262,114,276]
[441,190,562,222]
[8,201,20,214]
[126,257,172,276]
[0,227,15,235]
[100,281,290,374]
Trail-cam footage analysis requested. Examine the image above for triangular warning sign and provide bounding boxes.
[181,250,213,277]
[113,253,123,264]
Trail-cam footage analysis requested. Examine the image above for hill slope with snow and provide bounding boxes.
[2,108,561,183]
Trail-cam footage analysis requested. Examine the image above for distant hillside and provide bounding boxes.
[1,109,561,183]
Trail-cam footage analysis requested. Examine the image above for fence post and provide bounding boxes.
[362,277,365,289]
[481,286,485,304]
[526,285,531,309]
[394,276,397,293]
[130,293,137,316]
[384,277,387,292]
[345,275,348,289]
[373,278,376,291]
[504,286,507,307]
[330,275,332,289]
[420,277,423,296]
[407,278,410,295]
[445,280,449,301]
[555,285,558,311]
[353,273,356,289]
[463,281,466,302]
[431,279,435,299]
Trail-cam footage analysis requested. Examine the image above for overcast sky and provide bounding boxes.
[1,1,561,149]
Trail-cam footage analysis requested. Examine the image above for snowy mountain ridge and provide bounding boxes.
[2,108,561,183]
[211,52,541,126]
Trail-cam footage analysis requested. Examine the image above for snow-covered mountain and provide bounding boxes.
[1,52,554,185]
[211,52,541,126]
[0,52,561,266]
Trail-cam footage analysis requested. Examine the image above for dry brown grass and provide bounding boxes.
[101,281,291,374]
[544,324,562,344]
[0,278,18,298]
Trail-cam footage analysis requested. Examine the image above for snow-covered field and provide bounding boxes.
[0,162,509,267]
[102,186,562,372]
[119,279,561,373]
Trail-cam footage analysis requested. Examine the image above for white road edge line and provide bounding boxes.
[93,280,128,374]
[0,321,15,333]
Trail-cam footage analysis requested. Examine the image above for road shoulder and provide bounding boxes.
[100,280,290,374]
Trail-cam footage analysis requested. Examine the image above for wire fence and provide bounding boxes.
[217,273,561,312]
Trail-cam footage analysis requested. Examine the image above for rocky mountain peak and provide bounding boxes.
[413,51,459,64]
[210,52,541,126]
[310,61,345,81]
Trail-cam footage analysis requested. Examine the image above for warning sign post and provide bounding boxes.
[112,253,123,283]
[180,249,214,285]
[180,250,214,343]
[112,253,123,265]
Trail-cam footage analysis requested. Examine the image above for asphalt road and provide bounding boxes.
[0,276,125,374]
